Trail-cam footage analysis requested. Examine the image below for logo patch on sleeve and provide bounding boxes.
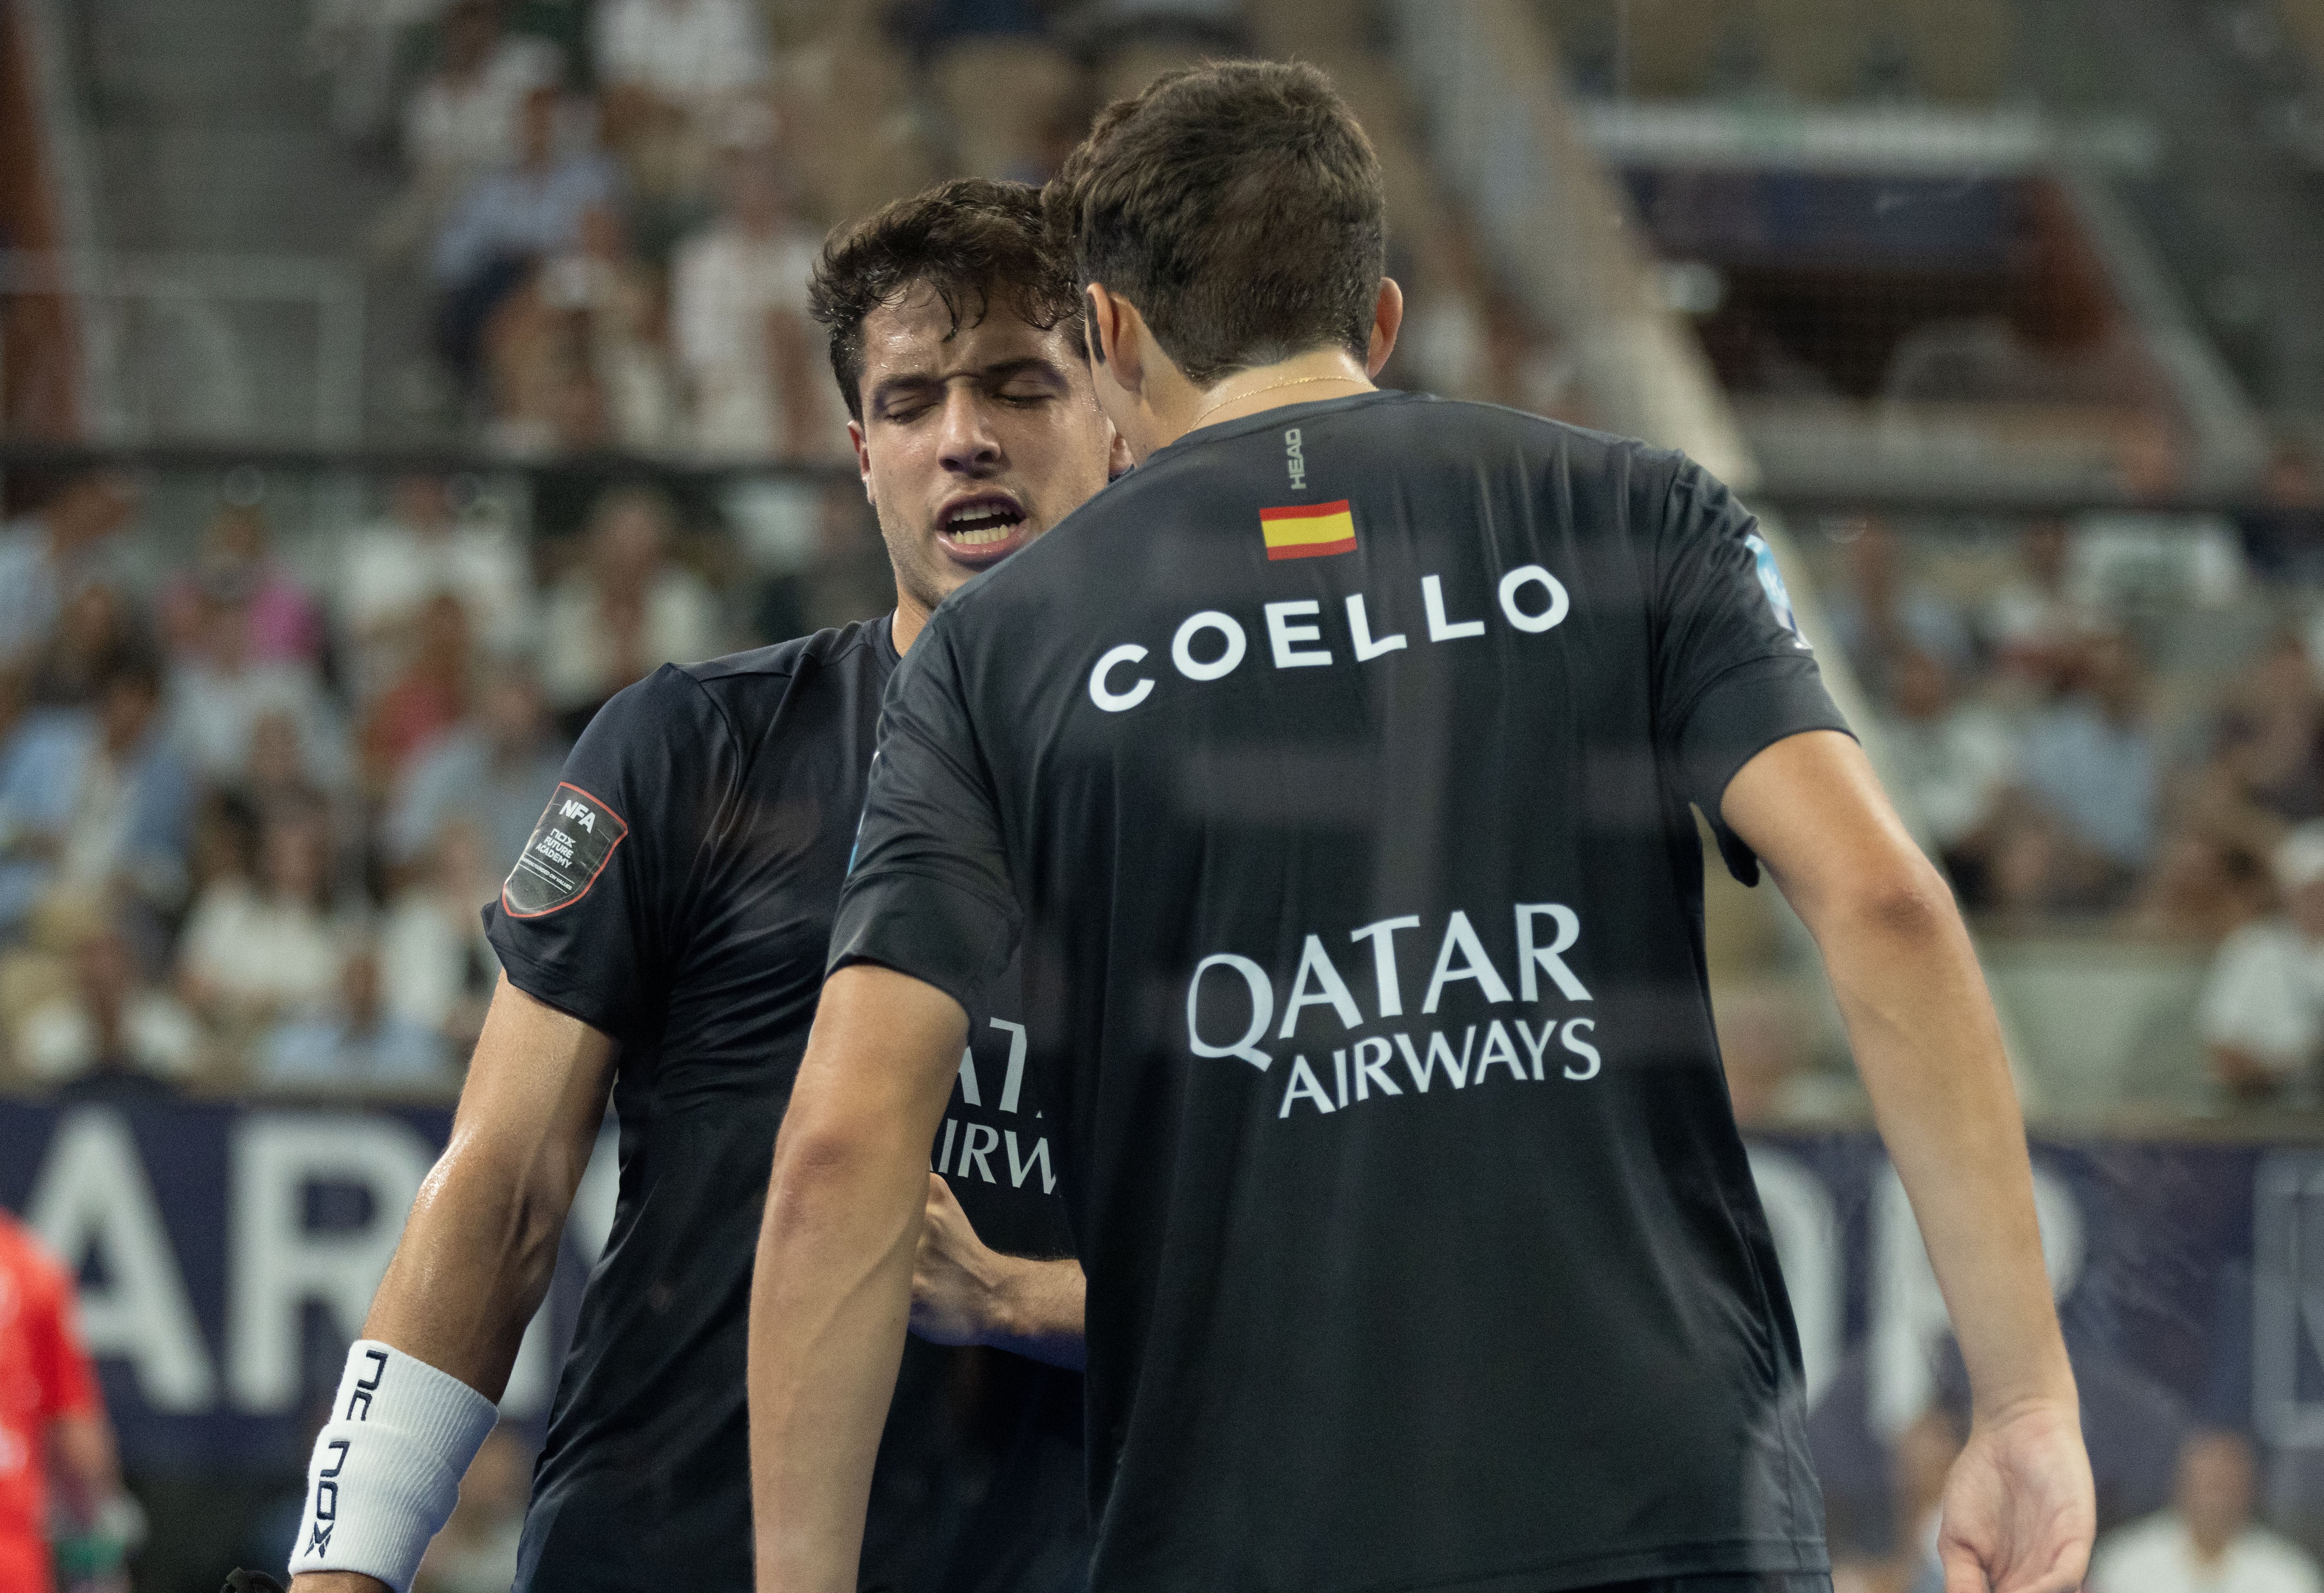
[502,783,629,918]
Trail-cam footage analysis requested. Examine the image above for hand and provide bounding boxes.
[909,1173,1011,1348]
[1936,1400,2094,1593]
[285,1573,390,1593]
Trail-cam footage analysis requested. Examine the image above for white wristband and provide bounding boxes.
[289,1340,500,1592]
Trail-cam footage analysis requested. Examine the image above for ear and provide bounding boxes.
[1105,421,1134,480]
[1087,284,1145,398]
[848,419,873,503]
[1365,278,1406,378]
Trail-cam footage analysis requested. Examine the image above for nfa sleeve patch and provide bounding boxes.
[502,782,631,918]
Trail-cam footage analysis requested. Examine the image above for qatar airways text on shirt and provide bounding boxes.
[1187,904,1603,1120]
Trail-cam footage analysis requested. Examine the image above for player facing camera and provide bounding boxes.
[278,178,1112,1593]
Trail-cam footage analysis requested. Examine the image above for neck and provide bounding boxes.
[1151,347,1373,455]
[891,591,933,655]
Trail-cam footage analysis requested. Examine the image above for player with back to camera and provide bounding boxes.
[748,60,2098,1593]
[251,179,1129,1593]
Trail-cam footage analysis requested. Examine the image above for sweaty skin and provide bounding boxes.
[290,286,1122,1593]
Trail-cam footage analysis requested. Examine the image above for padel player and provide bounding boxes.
[749,62,2097,1593]
[279,179,1123,1593]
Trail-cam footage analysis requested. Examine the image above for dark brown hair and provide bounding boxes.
[1046,60,1386,387]
[810,178,1083,423]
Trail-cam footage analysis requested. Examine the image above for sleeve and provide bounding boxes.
[26,1244,102,1425]
[826,618,1020,1016]
[483,665,734,1039]
[1650,456,1854,884]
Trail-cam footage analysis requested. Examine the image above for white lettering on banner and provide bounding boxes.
[1749,1146,1841,1410]
[1084,562,1570,714]
[1264,601,1333,668]
[228,1116,436,1409]
[2254,1152,2324,1446]
[27,1110,216,1410]
[1868,1158,2083,1437]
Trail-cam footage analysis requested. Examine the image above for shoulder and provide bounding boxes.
[673,617,891,726]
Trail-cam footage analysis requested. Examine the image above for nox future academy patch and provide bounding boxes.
[504,782,630,917]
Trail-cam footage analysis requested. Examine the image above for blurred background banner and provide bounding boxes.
[0,1102,602,1465]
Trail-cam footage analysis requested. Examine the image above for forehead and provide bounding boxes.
[858,280,1079,384]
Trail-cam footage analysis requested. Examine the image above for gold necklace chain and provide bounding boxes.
[1186,373,1369,431]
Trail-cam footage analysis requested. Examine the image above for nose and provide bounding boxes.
[936,383,1002,476]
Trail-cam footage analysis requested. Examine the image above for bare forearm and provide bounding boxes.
[748,1122,929,1592]
[989,1258,1086,1370]
[1808,875,2073,1416]
[357,1154,570,1399]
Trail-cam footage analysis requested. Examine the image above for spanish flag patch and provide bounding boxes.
[1260,499,1357,561]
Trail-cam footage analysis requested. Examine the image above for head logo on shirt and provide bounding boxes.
[1261,499,1357,561]
[1745,532,1809,648]
[503,782,630,918]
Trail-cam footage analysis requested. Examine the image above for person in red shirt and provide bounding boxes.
[0,1209,124,1593]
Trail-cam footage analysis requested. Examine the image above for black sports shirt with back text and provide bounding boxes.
[484,618,1086,1593]
[831,393,1848,1593]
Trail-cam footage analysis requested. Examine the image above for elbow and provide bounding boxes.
[1830,853,1961,948]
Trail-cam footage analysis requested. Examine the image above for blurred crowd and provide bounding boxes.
[306,0,1577,450]
[1825,464,2324,1110]
[0,465,896,1100]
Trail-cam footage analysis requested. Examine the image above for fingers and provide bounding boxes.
[1940,1537,1990,1593]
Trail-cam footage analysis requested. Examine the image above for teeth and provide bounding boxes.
[950,525,1014,546]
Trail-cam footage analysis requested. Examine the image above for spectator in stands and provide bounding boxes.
[380,818,501,1053]
[1981,519,2089,696]
[0,474,138,672]
[593,0,770,200]
[156,501,325,669]
[1823,518,1974,702]
[538,485,721,731]
[2017,629,2159,903]
[339,475,534,691]
[14,918,203,1095]
[2191,635,2324,865]
[386,662,567,876]
[1714,981,1815,1129]
[415,1426,533,1593]
[2126,830,2269,945]
[431,83,619,398]
[2198,821,2324,1105]
[1875,646,2016,897]
[359,591,475,795]
[384,0,566,257]
[671,141,824,458]
[495,201,678,453]
[259,938,456,1092]
[2237,440,2324,584]
[178,800,346,1032]
[28,580,144,709]
[0,654,193,946]
[168,582,346,792]
[2089,1430,2320,1593]
[909,0,1080,182]
[1072,0,1251,102]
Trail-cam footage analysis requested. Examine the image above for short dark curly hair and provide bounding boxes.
[1045,60,1385,387]
[809,178,1083,423]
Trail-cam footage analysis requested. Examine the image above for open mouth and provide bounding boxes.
[936,494,1030,566]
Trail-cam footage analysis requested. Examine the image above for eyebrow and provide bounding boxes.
[869,356,1070,413]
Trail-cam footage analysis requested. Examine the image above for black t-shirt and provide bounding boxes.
[485,617,1087,1593]
[831,393,1847,1593]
